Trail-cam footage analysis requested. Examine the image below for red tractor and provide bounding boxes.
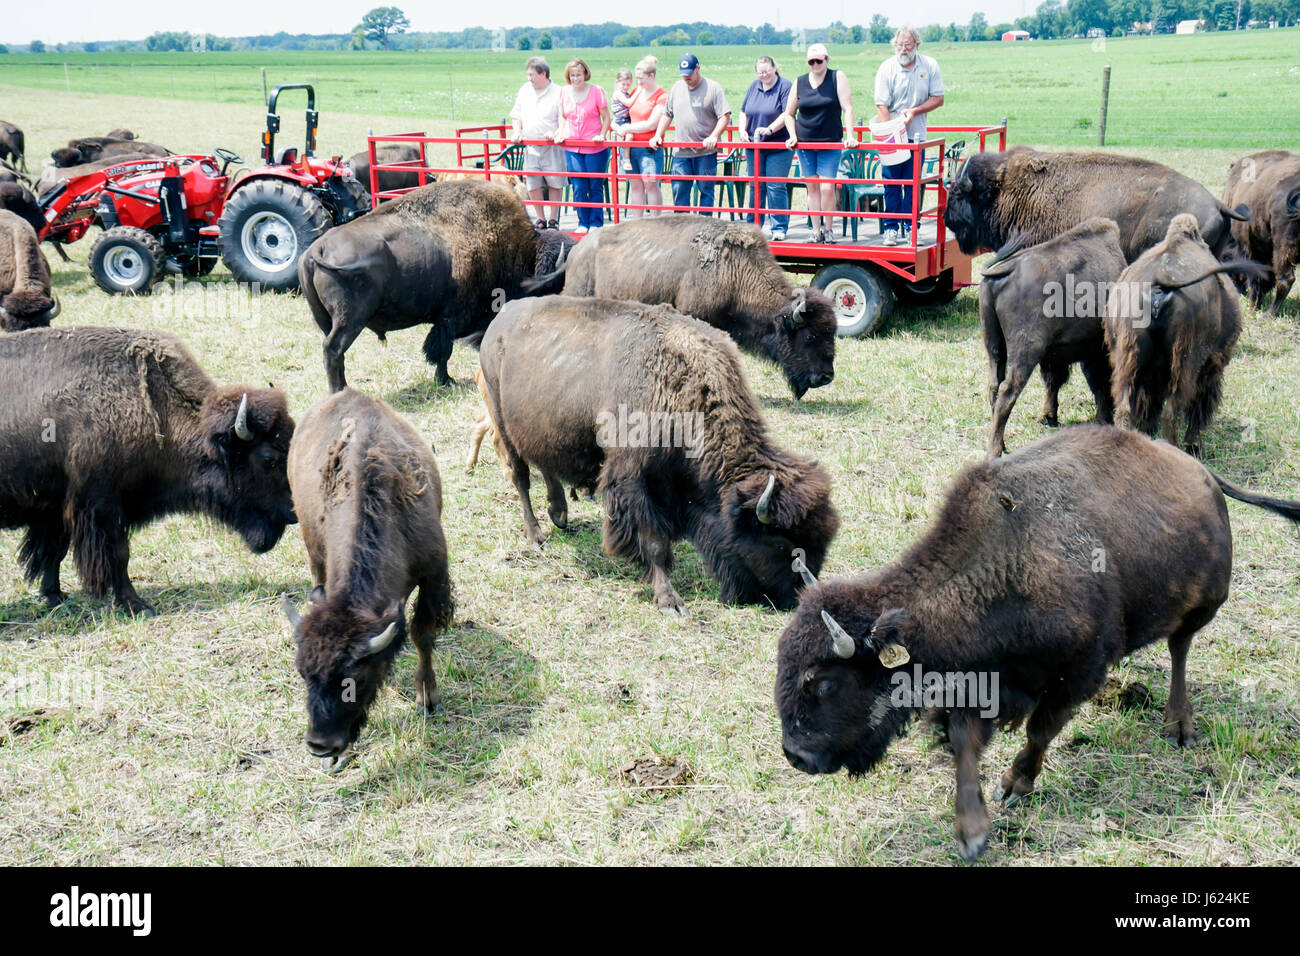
[38,83,366,293]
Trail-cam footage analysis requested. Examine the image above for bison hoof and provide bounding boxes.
[548,507,568,530]
[1039,415,1059,428]
[992,783,1028,808]
[658,600,689,619]
[1163,724,1197,749]
[956,831,989,862]
[320,751,354,775]
[41,590,68,609]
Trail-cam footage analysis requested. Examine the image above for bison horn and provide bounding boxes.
[554,237,569,269]
[756,474,776,525]
[234,392,254,441]
[789,289,806,327]
[791,551,818,588]
[281,594,303,634]
[821,610,857,659]
[366,620,399,657]
[43,297,60,321]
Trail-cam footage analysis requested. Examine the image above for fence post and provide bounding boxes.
[261,67,268,106]
[450,75,455,122]
[1098,65,1111,147]
[64,62,70,92]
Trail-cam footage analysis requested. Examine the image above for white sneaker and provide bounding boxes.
[770,229,786,241]
[882,229,900,246]
[573,226,589,235]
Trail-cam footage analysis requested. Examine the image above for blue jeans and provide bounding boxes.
[797,147,842,180]
[671,153,718,213]
[881,153,914,234]
[746,147,792,230]
[566,148,609,228]
[628,146,662,177]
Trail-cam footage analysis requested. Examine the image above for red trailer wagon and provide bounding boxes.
[362,121,1007,336]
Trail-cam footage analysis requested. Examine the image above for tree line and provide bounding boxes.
[2,2,1295,55]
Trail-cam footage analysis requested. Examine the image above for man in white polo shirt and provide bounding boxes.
[510,55,565,229]
[874,28,944,246]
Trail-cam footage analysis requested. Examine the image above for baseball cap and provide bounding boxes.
[806,43,829,62]
[679,53,700,74]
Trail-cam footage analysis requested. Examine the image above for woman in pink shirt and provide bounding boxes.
[554,58,611,232]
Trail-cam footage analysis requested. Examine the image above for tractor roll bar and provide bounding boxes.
[264,83,318,163]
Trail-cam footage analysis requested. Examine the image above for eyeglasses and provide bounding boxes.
[807,58,825,65]
[894,42,917,51]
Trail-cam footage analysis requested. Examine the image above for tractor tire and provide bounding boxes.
[896,269,962,307]
[89,226,165,295]
[812,263,893,338]
[218,179,330,292]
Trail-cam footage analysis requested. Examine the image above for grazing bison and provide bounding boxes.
[0,181,46,237]
[979,217,1126,457]
[1222,149,1300,316]
[299,179,570,392]
[0,121,24,173]
[51,136,169,168]
[346,144,424,197]
[1105,215,1266,455]
[282,388,454,772]
[0,327,296,614]
[0,211,59,331]
[775,425,1300,860]
[480,295,840,616]
[946,147,1250,263]
[562,215,837,399]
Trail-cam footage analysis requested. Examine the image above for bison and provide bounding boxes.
[51,136,169,168]
[0,211,59,331]
[0,181,46,238]
[1105,215,1266,455]
[281,388,453,773]
[775,424,1300,860]
[946,147,1250,263]
[299,178,570,393]
[1222,149,1300,316]
[979,217,1126,457]
[346,144,424,197]
[479,295,840,616]
[561,215,837,399]
[0,121,24,173]
[0,327,296,615]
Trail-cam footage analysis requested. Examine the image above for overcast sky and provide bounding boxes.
[6,1,1035,45]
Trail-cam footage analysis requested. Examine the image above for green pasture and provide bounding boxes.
[0,44,1297,865]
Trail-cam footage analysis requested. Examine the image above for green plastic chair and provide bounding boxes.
[838,148,885,240]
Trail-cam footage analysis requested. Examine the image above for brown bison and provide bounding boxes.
[346,144,424,197]
[0,121,24,173]
[0,158,29,185]
[1105,215,1266,455]
[51,136,169,168]
[282,388,454,773]
[979,217,1126,457]
[0,182,46,239]
[1222,149,1300,316]
[299,179,570,392]
[0,211,59,331]
[0,327,296,615]
[775,425,1300,860]
[946,147,1250,262]
[562,215,837,399]
[479,295,840,616]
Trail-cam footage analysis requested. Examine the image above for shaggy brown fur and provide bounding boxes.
[284,388,453,766]
[0,183,46,242]
[347,144,424,196]
[479,296,840,616]
[562,215,837,399]
[0,121,24,173]
[945,146,1250,262]
[0,211,57,330]
[979,217,1126,457]
[1105,215,1263,454]
[1222,149,1300,316]
[0,327,296,614]
[52,136,169,168]
[775,425,1300,860]
[299,178,568,392]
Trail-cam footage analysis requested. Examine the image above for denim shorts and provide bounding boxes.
[628,146,662,177]
[797,146,842,180]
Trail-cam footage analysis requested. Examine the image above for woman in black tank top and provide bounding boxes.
[773,43,855,243]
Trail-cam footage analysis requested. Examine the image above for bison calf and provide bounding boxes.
[1222,149,1300,316]
[776,425,1300,860]
[562,215,837,400]
[1105,214,1266,455]
[480,296,840,616]
[282,388,454,773]
[0,327,295,614]
[979,217,1125,457]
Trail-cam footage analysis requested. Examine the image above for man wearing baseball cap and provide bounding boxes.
[650,52,731,213]
[874,27,944,246]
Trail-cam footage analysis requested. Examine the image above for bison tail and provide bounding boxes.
[1158,260,1270,293]
[1210,472,1300,526]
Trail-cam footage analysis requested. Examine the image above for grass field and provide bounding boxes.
[0,32,1298,866]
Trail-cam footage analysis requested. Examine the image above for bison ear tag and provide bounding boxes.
[877,644,910,669]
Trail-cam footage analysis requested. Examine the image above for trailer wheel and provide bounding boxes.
[896,269,962,306]
[812,263,893,337]
[219,179,330,291]
[89,226,165,295]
